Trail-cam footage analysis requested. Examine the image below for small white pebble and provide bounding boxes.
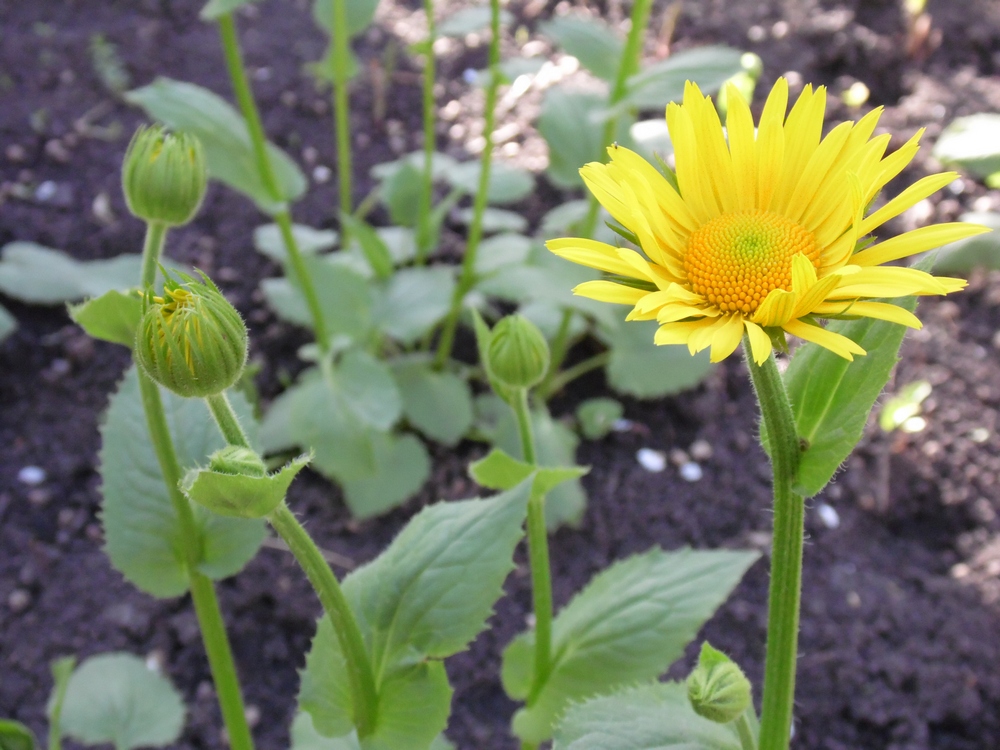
[7,589,31,613]
[312,165,332,184]
[816,503,840,529]
[901,416,927,433]
[747,25,766,42]
[636,448,666,473]
[18,466,46,485]
[669,448,689,467]
[970,427,990,443]
[689,439,713,461]
[679,462,703,482]
[35,180,57,202]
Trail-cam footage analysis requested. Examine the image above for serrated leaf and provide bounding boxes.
[373,267,454,345]
[0,304,14,343]
[184,454,310,519]
[392,360,473,446]
[100,366,266,597]
[576,397,623,439]
[69,290,142,347]
[603,319,714,399]
[313,0,380,38]
[470,448,588,503]
[0,721,36,750]
[552,682,742,750]
[933,113,1000,181]
[200,0,262,20]
[446,162,535,205]
[933,211,1000,273]
[540,15,623,82]
[59,653,185,750]
[437,6,513,37]
[341,432,429,518]
[0,243,144,304]
[623,46,745,110]
[253,224,338,263]
[126,78,306,213]
[502,548,759,743]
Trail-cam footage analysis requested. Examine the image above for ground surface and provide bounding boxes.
[2,1,1000,748]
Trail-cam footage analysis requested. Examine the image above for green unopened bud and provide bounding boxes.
[122,125,207,226]
[136,270,248,398]
[487,315,550,390]
[209,446,267,478]
[184,449,310,519]
[686,642,752,724]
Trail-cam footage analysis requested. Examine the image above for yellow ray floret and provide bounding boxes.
[546,77,990,365]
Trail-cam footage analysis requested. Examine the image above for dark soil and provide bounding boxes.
[3,1,1000,749]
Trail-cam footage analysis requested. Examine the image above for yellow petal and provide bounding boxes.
[827,266,960,298]
[755,77,788,210]
[783,121,853,224]
[743,320,773,365]
[708,314,745,362]
[791,253,819,294]
[572,280,648,305]
[656,303,720,323]
[851,222,991,267]
[606,144,698,233]
[653,319,712,346]
[547,238,643,279]
[784,318,866,361]
[667,101,718,225]
[725,82,757,211]
[793,274,842,318]
[812,300,922,328]
[859,172,960,236]
[752,288,798,327]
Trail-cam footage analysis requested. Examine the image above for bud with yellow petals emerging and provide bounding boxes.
[122,125,207,227]
[135,270,248,398]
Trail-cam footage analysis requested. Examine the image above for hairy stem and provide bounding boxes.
[137,222,255,750]
[744,340,803,750]
[433,0,502,368]
[735,710,759,750]
[416,0,437,264]
[206,392,251,448]
[330,0,354,226]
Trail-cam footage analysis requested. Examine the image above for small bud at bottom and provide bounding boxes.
[687,642,753,724]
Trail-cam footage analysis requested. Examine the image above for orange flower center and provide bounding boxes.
[684,210,820,314]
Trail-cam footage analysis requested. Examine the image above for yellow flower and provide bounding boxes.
[546,78,989,364]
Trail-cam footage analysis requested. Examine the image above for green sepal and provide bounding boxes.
[604,221,640,247]
[686,642,753,725]
[469,447,588,503]
[0,720,37,750]
[69,289,142,347]
[471,308,517,406]
[183,451,311,519]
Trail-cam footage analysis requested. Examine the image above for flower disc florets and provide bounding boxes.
[122,125,207,227]
[136,271,247,398]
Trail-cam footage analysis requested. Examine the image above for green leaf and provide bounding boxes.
[623,46,745,110]
[59,653,185,750]
[455,207,528,234]
[100,366,266,597]
[341,215,394,279]
[537,89,607,189]
[445,162,535,205]
[437,7,513,37]
[552,682,742,750]
[338,350,402,431]
[200,0,262,20]
[779,296,919,496]
[183,454,310,519]
[0,243,144,304]
[933,211,1000,273]
[371,151,459,182]
[0,721,36,750]
[373,267,455,345]
[0,304,14,343]
[313,0,380,38]
[518,300,587,342]
[392,359,474,446]
[879,380,932,432]
[470,448,588,503]
[602,319,714,399]
[341,432,429,519]
[932,113,1000,180]
[253,223,338,263]
[69,290,142,347]
[126,78,306,213]
[380,161,424,228]
[540,15,623,82]
[46,655,75,741]
[291,713,355,750]
[361,662,452,750]
[475,233,533,274]
[502,548,759,743]
[576,397,624,439]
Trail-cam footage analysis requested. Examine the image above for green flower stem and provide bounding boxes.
[416,0,437,264]
[579,0,653,238]
[330,0,354,225]
[735,711,758,750]
[206,392,252,448]
[433,0,502,369]
[137,222,255,750]
[536,308,574,398]
[267,503,379,737]
[510,390,554,707]
[537,350,611,400]
[743,340,803,750]
[217,13,330,352]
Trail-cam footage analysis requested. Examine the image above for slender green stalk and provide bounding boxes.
[536,308,574,397]
[268,503,379,737]
[433,0,502,368]
[47,662,71,750]
[537,351,611,400]
[579,0,654,238]
[416,0,437,264]
[743,340,803,750]
[137,223,255,750]
[206,392,251,448]
[735,711,758,750]
[330,0,354,223]
[217,13,330,352]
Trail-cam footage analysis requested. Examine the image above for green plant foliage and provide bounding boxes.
[540,15,624,82]
[89,34,131,94]
[382,162,425,227]
[623,45,746,110]
[254,223,338,263]
[392,359,474,446]
[0,243,147,304]
[100,366,266,597]
[933,113,1000,184]
[437,6,513,37]
[0,721,36,750]
[501,547,759,744]
[446,162,535,205]
[339,432,430,519]
[312,0,380,38]
[0,305,16,344]
[290,715,454,750]
[126,78,306,213]
[474,233,533,274]
[933,211,1000,272]
[455,207,528,234]
[200,0,263,21]
[470,447,588,503]
[602,318,715,399]
[339,216,394,280]
[879,380,932,432]
[58,653,185,750]
[69,290,142,348]
[184,453,310,519]
[552,682,742,750]
[299,484,532,745]
[576,398,624,439]
[373,267,455,345]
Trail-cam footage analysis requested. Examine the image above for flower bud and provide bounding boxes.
[136,270,248,398]
[486,315,550,390]
[686,642,753,724]
[209,446,267,478]
[122,125,207,226]
[184,449,310,519]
